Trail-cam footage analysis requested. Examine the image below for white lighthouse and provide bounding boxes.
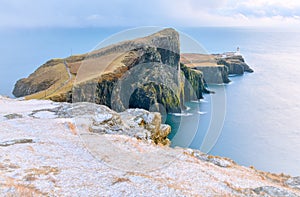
[235,47,240,55]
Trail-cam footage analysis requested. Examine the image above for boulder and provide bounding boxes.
[59,102,170,145]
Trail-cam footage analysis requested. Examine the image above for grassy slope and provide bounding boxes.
[25,63,70,100]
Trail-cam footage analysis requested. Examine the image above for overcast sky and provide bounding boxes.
[1,0,300,28]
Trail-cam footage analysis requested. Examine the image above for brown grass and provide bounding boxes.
[2,177,47,196]
[67,122,77,135]
[25,166,60,177]
[181,53,220,67]
[112,177,131,185]
[25,63,70,100]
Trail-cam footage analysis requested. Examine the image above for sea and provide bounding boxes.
[1,27,300,176]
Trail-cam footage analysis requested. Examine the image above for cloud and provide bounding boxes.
[0,0,300,28]
[163,0,300,27]
[223,0,300,17]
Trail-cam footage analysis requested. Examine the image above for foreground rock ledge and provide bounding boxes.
[0,96,299,196]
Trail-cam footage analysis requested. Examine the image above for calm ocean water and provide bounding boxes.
[1,27,300,176]
[171,27,300,176]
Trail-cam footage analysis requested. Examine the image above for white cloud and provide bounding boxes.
[0,0,300,28]
[162,0,300,27]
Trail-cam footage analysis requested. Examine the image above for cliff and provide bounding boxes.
[13,28,208,113]
[181,53,230,84]
[216,54,254,75]
[12,59,68,97]
[1,96,299,196]
[181,53,253,84]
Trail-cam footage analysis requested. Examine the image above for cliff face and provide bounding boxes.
[180,63,210,99]
[72,42,183,113]
[12,59,66,97]
[195,66,230,84]
[14,28,209,113]
[181,53,230,84]
[216,54,254,75]
[181,53,253,84]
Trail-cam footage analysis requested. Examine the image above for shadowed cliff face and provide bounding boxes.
[180,63,210,99]
[216,55,254,75]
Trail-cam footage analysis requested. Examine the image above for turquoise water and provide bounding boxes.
[1,27,300,176]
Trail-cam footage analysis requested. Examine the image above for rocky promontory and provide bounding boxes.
[13,28,256,114]
[13,28,209,113]
[13,28,254,114]
[181,53,253,84]
[0,96,299,196]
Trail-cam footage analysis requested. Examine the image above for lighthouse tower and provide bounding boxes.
[235,47,240,55]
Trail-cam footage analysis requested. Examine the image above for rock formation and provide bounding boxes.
[13,28,209,113]
[181,53,230,84]
[13,29,253,114]
[13,59,66,97]
[181,53,253,84]
[216,54,254,75]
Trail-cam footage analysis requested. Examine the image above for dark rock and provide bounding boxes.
[253,186,298,197]
[286,177,300,190]
[216,55,253,75]
[180,63,211,100]
[13,78,57,98]
[186,149,232,168]
[129,82,181,113]
[180,53,253,84]
[0,139,33,147]
[4,113,23,119]
[193,66,230,84]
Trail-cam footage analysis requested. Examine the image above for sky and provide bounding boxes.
[1,0,300,28]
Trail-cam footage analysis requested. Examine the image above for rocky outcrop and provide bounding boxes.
[195,66,230,84]
[68,28,209,113]
[128,81,181,113]
[0,139,33,147]
[180,63,210,99]
[13,59,65,97]
[286,176,300,190]
[119,108,171,145]
[253,186,298,197]
[181,53,253,84]
[216,54,254,75]
[62,102,171,145]
[181,53,230,84]
[13,28,211,113]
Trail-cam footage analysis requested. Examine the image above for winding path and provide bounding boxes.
[64,60,72,80]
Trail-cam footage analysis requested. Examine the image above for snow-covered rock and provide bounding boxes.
[0,97,299,196]
[286,176,300,190]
